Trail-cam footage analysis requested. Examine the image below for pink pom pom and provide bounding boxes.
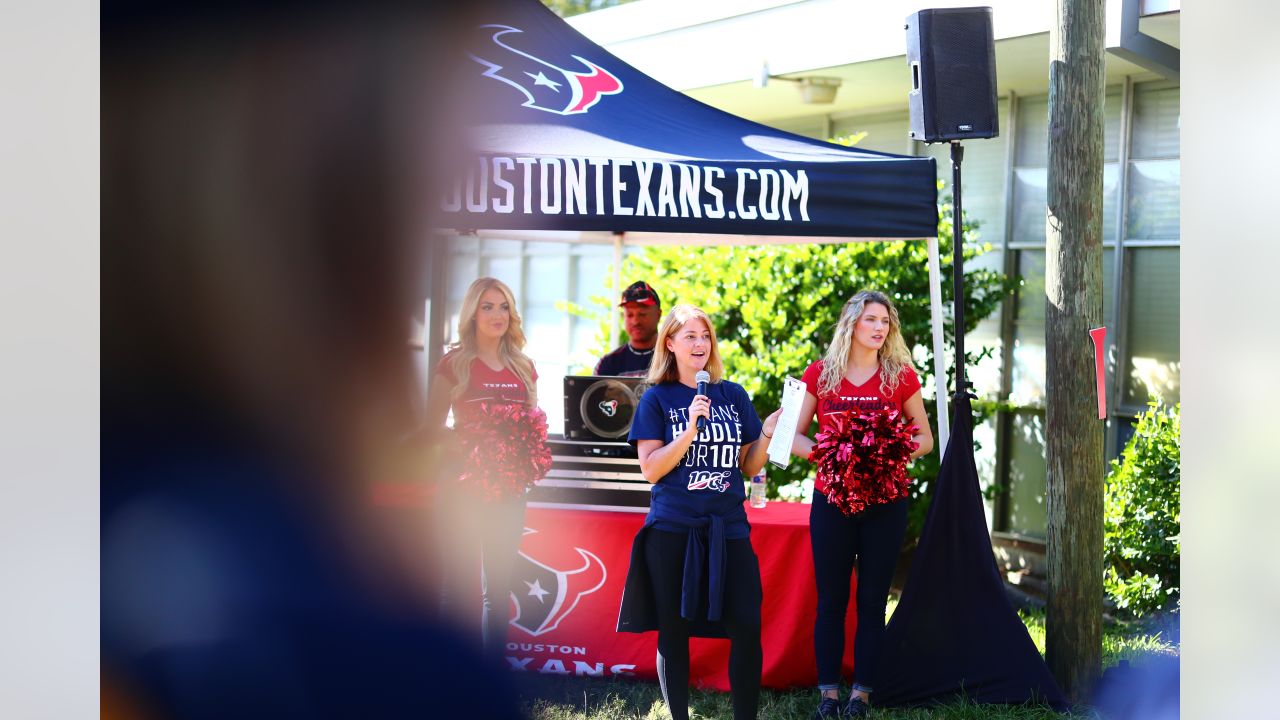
[456,403,553,501]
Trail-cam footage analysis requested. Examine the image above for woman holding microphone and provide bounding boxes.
[782,291,934,719]
[617,304,781,720]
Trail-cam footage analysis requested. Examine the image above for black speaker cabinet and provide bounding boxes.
[563,376,650,442]
[906,7,999,143]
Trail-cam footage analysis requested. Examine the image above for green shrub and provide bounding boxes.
[1103,402,1180,617]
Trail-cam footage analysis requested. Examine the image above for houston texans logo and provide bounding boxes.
[510,528,608,636]
[470,24,623,115]
[599,399,618,417]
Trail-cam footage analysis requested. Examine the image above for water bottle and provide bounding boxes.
[750,471,767,508]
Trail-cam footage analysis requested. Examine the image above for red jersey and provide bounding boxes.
[438,351,537,425]
[800,359,922,494]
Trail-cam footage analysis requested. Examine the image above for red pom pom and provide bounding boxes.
[810,408,919,516]
[455,403,553,502]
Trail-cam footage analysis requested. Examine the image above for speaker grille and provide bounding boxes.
[579,379,639,439]
[931,12,997,136]
[563,376,649,441]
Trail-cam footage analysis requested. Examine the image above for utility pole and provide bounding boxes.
[1045,0,1106,702]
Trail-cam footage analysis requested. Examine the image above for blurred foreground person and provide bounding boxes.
[424,277,541,659]
[101,3,521,718]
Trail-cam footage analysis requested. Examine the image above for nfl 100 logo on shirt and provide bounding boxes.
[686,470,733,492]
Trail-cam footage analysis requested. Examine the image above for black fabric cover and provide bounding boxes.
[872,394,1068,710]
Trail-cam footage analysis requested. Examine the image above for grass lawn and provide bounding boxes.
[518,600,1179,719]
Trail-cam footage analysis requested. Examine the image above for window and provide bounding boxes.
[1010,89,1123,245]
[830,111,912,154]
[923,97,1011,249]
[994,80,1177,538]
[920,98,1012,398]
[1120,82,1180,408]
[1008,249,1116,408]
[1005,410,1048,538]
[1009,251,1047,407]
[763,115,827,140]
[1121,247,1180,406]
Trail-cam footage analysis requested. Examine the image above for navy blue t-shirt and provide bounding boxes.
[628,379,763,537]
[595,344,654,377]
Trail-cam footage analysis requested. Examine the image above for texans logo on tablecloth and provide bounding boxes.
[598,399,618,417]
[470,24,623,115]
[510,528,607,636]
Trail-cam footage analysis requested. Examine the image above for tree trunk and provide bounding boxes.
[1045,0,1106,703]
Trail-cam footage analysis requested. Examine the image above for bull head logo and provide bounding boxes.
[598,399,618,417]
[470,24,623,115]
[510,528,608,636]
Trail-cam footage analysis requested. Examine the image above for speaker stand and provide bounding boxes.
[950,140,968,397]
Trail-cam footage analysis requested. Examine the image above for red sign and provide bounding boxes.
[1089,327,1107,419]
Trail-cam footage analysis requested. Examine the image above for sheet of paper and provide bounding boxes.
[767,377,806,469]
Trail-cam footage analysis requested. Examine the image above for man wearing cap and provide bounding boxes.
[594,281,662,377]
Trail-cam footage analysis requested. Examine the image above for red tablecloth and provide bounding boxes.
[500,503,858,690]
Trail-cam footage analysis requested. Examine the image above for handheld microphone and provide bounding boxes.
[695,370,710,432]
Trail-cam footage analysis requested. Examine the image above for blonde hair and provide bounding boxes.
[817,290,914,398]
[646,305,724,385]
[448,277,537,405]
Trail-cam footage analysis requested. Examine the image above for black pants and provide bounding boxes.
[809,493,908,691]
[439,494,526,660]
[644,529,762,720]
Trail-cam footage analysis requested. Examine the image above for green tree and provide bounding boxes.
[597,189,1011,542]
[541,0,638,19]
[1103,402,1181,618]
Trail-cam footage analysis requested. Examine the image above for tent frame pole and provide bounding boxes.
[612,232,624,347]
[928,236,949,451]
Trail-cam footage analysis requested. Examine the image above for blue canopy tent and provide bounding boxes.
[433,0,955,444]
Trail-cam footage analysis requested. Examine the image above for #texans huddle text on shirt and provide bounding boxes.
[667,404,743,493]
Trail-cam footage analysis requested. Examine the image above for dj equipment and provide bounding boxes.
[520,376,655,512]
[905,7,999,143]
[525,436,650,512]
[563,375,650,443]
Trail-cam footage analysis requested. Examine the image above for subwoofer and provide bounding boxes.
[563,376,650,442]
[905,7,999,143]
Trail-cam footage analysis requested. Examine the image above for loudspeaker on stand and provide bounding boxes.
[905,7,999,143]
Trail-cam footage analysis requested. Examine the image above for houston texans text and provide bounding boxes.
[505,643,635,678]
[443,156,811,223]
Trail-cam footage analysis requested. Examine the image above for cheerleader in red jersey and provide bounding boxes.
[778,291,935,719]
[425,277,539,658]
